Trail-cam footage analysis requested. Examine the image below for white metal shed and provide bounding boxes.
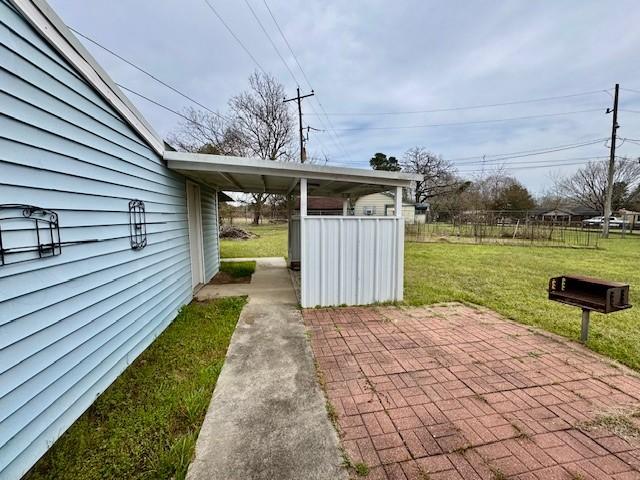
[166,152,421,307]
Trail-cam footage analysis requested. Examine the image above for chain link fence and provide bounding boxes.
[406,212,602,248]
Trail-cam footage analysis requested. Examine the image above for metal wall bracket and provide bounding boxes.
[129,199,147,250]
[0,204,61,266]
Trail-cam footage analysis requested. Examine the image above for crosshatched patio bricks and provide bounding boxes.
[304,303,640,479]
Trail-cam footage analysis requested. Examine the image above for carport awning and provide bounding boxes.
[165,152,421,196]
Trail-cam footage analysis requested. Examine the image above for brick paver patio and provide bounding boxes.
[304,303,640,480]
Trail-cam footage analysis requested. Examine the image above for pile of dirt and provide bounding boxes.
[219,225,258,240]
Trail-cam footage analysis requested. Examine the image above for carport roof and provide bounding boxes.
[165,151,422,196]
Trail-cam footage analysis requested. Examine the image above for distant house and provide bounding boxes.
[618,209,640,229]
[414,202,430,224]
[531,205,600,222]
[295,196,344,215]
[295,192,424,223]
[352,192,419,223]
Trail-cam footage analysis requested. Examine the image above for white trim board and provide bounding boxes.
[165,152,422,187]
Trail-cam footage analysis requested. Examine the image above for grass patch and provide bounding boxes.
[325,400,339,430]
[220,260,256,278]
[579,408,640,440]
[404,237,640,370]
[220,223,287,258]
[490,467,507,480]
[26,297,247,480]
[353,462,370,476]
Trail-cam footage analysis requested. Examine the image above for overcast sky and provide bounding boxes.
[50,0,640,194]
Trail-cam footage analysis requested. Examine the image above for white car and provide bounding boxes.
[582,216,624,228]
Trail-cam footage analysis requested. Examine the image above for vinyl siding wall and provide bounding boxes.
[0,2,218,478]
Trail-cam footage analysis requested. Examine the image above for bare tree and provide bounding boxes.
[555,158,640,213]
[167,108,243,155]
[230,72,294,161]
[428,176,475,220]
[401,147,462,204]
[168,71,295,224]
[230,72,295,224]
[475,169,517,209]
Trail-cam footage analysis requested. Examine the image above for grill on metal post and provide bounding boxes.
[548,275,631,342]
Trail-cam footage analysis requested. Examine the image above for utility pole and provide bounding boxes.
[284,87,314,163]
[603,83,619,238]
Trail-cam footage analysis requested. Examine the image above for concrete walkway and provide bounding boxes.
[187,258,346,480]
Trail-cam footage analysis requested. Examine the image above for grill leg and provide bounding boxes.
[581,308,590,343]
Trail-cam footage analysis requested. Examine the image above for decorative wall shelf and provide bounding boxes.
[0,204,61,266]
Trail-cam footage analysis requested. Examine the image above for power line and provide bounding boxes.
[260,0,351,161]
[242,0,298,85]
[203,0,344,161]
[450,139,608,165]
[201,0,268,74]
[116,84,205,123]
[621,87,640,95]
[454,155,608,168]
[69,26,230,122]
[241,0,336,161]
[455,158,608,174]
[620,109,640,114]
[326,137,609,166]
[333,108,604,132]
[305,90,610,116]
[444,138,608,162]
[330,157,605,173]
[261,0,312,89]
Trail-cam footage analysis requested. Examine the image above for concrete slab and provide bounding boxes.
[188,258,346,480]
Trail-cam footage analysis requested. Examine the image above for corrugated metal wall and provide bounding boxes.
[0,2,218,477]
[301,217,403,307]
[288,216,300,264]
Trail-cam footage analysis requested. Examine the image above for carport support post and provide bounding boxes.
[395,186,404,302]
[342,198,349,216]
[300,178,307,307]
[286,194,292,266]
[581,308,590,343]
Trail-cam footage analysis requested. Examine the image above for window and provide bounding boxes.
[363,206,376,216]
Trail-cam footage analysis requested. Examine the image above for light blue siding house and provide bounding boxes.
[0,0,220,477]
[0,1,421,477]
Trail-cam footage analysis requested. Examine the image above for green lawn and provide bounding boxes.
[220,223,287,258]
[220,260,256,278]
[405,238,640,370]
[27,297,247,480]
[217,222,640,370]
